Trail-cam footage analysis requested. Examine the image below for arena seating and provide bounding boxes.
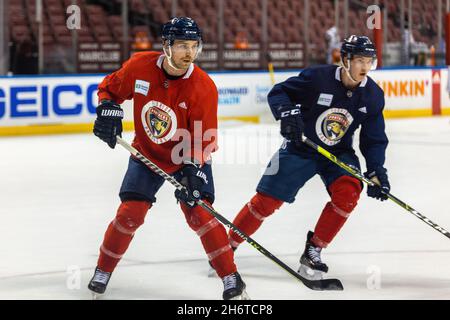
[8,0,444,72]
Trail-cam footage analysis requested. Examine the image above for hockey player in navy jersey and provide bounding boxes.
[227,35,390,280]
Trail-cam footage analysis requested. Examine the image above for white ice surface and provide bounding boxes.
[1,116,450,300]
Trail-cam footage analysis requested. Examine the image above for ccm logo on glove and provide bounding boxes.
[280,108,301,118]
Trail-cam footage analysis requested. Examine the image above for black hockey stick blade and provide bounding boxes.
[116,136,344,292]
[299,276,344,291]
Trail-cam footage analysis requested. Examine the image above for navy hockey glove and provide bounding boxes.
[364,167,390,201]
[174,161,208,207]
[279,105,304,146]
[93,100,124,149]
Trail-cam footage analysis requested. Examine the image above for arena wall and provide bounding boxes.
[0,67,449,136]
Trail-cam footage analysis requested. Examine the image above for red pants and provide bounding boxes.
[98,200,236,278]
[229,176,362,248]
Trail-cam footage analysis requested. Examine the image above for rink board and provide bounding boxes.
[0,67,449,136]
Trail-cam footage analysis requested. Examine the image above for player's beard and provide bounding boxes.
[172,56,193,71]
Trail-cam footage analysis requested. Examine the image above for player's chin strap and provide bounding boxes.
[342,53,377,84]
[341,55,359,84]
[163,46,184,70]
[162,41,203,71]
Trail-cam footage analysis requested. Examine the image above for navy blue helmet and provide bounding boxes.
[340,35,376,59]
[161,17,202,45]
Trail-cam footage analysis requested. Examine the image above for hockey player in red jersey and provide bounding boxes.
[88,17,248,300]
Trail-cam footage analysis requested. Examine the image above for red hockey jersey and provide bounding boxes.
[97,51,218,174]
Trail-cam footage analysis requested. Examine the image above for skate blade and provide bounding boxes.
[229,290,250,300]
[91,291,103,300]
[298,264,325,281]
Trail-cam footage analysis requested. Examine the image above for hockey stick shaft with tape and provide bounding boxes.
[301,135,450,239]
[116,136,343,291]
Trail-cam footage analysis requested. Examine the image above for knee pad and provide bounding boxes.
[180,201,218,233]
[248,192,284,220]
[115,200,151,234]
[329,176,362,214]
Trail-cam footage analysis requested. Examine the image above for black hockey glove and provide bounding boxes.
[174,161,208,208]
[93,100,124,149]
[364,167,390,201]
[279,104,304,146]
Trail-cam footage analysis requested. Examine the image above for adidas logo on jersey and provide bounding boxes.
[358,107,367,113]
[178,102,187,109]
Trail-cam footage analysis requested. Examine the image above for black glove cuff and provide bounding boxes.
[278,104,301,120]
[365,167,387,179]
[99,100,120,107]
[181,162,208,185]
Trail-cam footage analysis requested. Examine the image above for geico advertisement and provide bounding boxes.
[0,68,444,129]
[370,69,433,110]
[0,76,101,126]
[0,72,280,126]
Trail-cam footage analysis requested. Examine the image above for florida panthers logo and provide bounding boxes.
[148,108,171,138]
[141,101,177,144]
[315,108,353,146]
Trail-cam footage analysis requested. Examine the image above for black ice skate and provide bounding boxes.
[88,267,111,298]
[298,231,329,281]
[222,272,250,300]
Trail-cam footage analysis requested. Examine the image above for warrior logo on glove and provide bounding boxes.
[93,100,124,149]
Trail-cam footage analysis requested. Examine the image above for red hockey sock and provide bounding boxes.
[228,192,283,248]
[97,201,151,272]
[181,201,236,278]
[313,176,362,248]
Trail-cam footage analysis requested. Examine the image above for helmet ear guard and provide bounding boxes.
[369,56,378,70]
[340,54,359,83]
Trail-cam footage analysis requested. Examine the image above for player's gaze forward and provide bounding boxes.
[89,17,249,301]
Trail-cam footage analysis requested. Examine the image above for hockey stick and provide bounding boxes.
[301,135,450,240]
[115,136,343,291]
[266,53,276,86]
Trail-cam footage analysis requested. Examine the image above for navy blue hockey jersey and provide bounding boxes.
[268,64,388,172]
